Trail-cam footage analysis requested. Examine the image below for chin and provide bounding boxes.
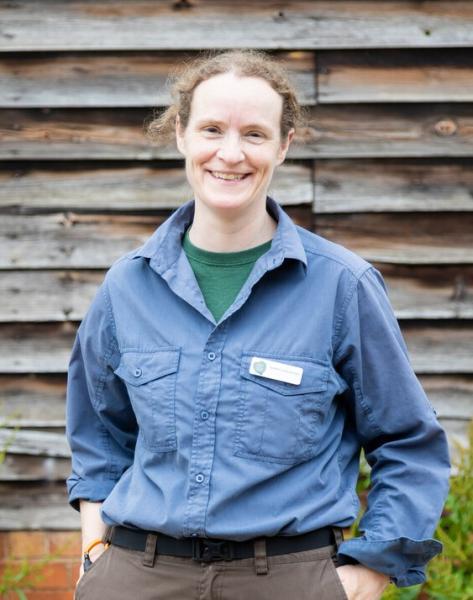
[200,193,257,212]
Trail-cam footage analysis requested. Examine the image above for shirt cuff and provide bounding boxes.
[67,477,118,512]
[337,535,442,587]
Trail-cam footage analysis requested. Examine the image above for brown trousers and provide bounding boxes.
[75,535,348,600]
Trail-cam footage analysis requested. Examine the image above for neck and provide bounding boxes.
[188,197,277,252]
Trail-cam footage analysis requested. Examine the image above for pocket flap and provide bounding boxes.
[115,348,180,386]
[240,352,329,395]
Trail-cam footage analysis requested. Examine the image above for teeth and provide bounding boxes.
[211,171,246,181]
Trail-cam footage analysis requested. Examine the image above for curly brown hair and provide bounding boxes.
[146,49,305,144]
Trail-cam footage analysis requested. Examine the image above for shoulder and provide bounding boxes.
[295,225,372,281]
[103,246,151,288]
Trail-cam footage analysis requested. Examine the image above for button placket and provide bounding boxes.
[183,324,228,537]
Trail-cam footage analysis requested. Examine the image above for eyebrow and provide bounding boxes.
[195,118,273,133]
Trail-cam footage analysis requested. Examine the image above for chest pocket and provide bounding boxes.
[114,348,180,453]
[234,352,331,464]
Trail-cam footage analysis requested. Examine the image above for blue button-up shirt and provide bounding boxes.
[66,197,450,587]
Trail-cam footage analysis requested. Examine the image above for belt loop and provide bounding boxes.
[253,538,268,575]
[142,533,158,568]
[333,527,344,551]
[101,525,113,545]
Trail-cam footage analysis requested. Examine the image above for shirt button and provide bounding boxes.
[195,473,205,484]
[200,410,209,420]
[207,352,216,361]
[133,367,142,377]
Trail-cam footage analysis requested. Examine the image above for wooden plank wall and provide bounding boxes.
[0,0,472,529]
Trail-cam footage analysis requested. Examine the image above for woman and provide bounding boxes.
[66,50,450,600]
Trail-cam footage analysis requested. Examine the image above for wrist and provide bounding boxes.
[82,538,109,570]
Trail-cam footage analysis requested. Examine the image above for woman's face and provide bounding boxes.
[176,72,294,216]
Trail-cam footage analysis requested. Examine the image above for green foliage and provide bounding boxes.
[0,557,48,599]
[349,423,473,600]
[422,421,473,600]
[0,410,58,600]
[0,409,21,464]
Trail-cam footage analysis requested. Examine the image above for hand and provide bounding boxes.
[335,564,390,600]
[75,544,108,587]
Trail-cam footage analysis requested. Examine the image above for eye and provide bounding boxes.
[202,126,221,135]
[245,130,266,142]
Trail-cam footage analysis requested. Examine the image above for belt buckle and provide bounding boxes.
[192,538,234,562]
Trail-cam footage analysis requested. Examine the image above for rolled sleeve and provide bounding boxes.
[333,267,451,586]
[66,279,137,511]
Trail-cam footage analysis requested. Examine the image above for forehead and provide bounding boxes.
[189,72,283,128]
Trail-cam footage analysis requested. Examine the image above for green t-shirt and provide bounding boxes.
[182,227,272,322]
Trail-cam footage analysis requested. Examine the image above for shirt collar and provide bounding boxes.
[133,196,308,273]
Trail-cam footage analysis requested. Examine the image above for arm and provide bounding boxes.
[77,500,107,582]
[66,280,137,521]
[332,266,451,588]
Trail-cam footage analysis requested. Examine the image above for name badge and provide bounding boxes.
[249,356,303,386]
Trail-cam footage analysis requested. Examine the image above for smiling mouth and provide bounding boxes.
[208,170,250,181]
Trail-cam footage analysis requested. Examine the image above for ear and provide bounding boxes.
[276,128,295,166]
[175,114,186,156]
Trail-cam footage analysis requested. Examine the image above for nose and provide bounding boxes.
[216,133,244,164]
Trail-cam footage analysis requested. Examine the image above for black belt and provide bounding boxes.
[109,525,340,562]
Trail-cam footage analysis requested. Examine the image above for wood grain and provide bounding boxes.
[1,2,473,51]
[316,213,473,265]
[0,163,313,212]
[0,51,315,107]
[2,104,473,160]
[317,49,473,103]
[0,207,312,269]
[0,375,66,427]
[314,159,473,213]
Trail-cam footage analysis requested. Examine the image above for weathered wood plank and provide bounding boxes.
[317,49,473,103]
[0,375,66,427]
[0,270,103,323]
[300,104,473,159]
[0,51,315,108]
[0,321,471,375]
[3,158,472,215]
[2,266,473,323]
[2,104,473,160]
[0,323,77,373]
[403,323,473,374]
[0,213,159,269]
[2,213,472,270]
[0,207,312,269]
[378,265,473,320]
[419,375,473,420]
[1,1,473,51]
[0,454,70,482]
[0,429,69,457]
[314,159,473,213]
[0,163,313,212]
[316,213,473,264]
[0,484,80,530]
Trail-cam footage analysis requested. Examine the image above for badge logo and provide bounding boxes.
[253,360,266,375]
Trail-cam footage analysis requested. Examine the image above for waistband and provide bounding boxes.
[107,525,343,562]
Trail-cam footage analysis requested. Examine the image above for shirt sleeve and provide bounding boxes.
[66,279,138,511]
[332,266,451,587]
